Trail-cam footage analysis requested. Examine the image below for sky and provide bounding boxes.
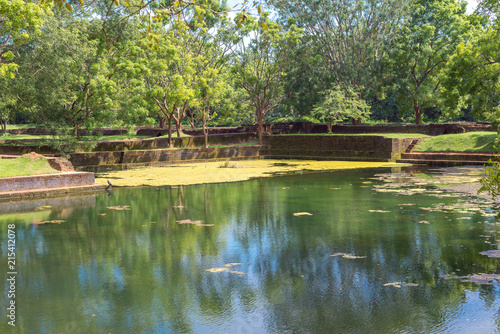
[225,0,480,14]
[467,0,479,13]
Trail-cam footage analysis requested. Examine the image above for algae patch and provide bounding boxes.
[177,219,214,227]
[443,273,500,285]
[383,282,419,288]
[293,212,313,216]
[206,263,245,276]
[95,160,407,187]
[330,253,366,259]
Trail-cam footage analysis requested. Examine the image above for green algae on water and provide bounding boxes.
[95,159,408,187]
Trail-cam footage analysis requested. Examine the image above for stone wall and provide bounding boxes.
[93,133,258,151]
[183,122,492,136]
[70,145,262,167]
[0,195,96,214]
[263,135,415,162]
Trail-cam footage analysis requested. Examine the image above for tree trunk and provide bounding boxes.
[159,115,166,128]
[168,117,173,148]
[0,119,7,134]
[202,111,208,149]
[257,111,264,145]
[327,119,333,133]
[352,118,362,125]
[188,114,196,129]
[175,102,188,138]
[415,105,423,125]
[176,122,182,138]
[413,101,423,125]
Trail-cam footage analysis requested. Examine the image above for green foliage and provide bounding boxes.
[14,12,123,136]
[312,86,371,131]
[479,159,500,199]
[269,0,408,99]
[0,0,51,78]
[231,12,302,143]
[386,0,473,125]
[441,27,500,122]
[369,95,403,123]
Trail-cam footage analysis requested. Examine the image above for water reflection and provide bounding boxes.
[1,168,500,333]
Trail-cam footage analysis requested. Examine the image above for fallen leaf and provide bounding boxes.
[222,263,241,267]
[293,212,313,216]
[107,206,131,211]
[34,220,66,226]
[383,282,419,288]
[330,253,366,259]
[443,273,500,285]
[479,250,500,258]
[176,219,213,227]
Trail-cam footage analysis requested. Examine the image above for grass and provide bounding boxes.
[98,134,143,141]
[0,154,59,178]
[102,133,193,141]
[4,124,37,130]
[414,132,499,152]
[333,133,429,139]
[0,133,48,140]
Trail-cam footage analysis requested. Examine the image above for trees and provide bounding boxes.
[231,14,301,144]
[440,0,499,123]
[0,0,51,78]
[268,0,408,110]
[312,86,370,132]
[16,12,121,136]
[386,0,473,125]
[121,18,196,147]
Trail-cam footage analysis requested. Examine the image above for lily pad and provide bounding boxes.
[176,219,214,227]
[383,282,419,288]
[330,253,366,259]
[34,220,66,225]
[293,212,313,216]
[107,206,131,211]
[479,250,500,258]
[443,273,500,285]
[206,263,245,275]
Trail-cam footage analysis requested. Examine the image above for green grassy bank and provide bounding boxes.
[414,132,499,152]
[0,154,59,178]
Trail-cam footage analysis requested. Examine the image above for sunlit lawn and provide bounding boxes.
[414,132,499,152]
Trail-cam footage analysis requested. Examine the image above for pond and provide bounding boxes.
[1,167,500,333]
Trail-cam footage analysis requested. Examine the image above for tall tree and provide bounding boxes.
[386,0,473,124]
[231,13,301,144]
[12,7,131,140]
[268,0,408,120]
[440,0,499,123]
[130,18,196,147]
[0,0,51,78]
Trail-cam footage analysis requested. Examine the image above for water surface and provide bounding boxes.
[1,168,500,333]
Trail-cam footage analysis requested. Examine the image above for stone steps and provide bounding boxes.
[397,152,497,166]
[0,184,106,201]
